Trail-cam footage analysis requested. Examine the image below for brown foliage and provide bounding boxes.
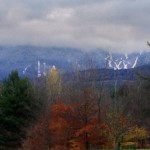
[49,99,109,149]
[21,115,51,150]
[21,89,110,150]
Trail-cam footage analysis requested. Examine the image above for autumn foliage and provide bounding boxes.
[21,115,51,150]
[49,100,109,149]
[1,63,150,150]
[20,68,150,150]
[21,92,150,150]
[21,98,110,150]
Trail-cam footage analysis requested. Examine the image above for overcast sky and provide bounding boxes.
[0,0,150,53]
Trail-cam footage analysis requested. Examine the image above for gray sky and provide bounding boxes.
[0,0,150,53]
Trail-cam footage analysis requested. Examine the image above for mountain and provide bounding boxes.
[0,46,85,79]
[73,64,150,81]
[0,45,150,79]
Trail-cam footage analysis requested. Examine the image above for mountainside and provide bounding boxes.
[0,45,150,79]
[70,64,150,82]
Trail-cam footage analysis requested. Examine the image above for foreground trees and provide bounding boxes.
[22,100,109,150]
[0,71,38,149]
[21,85,110,150]
[21,66,150,150]
[1,68,149,150]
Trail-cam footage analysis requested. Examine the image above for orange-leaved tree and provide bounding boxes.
[49,102,76,149]
[74,88,109,149]
[22,88,110,150]
[49,89,110,150]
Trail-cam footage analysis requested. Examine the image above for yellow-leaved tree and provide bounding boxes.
[123,126,149,149]
[47,65,62,103]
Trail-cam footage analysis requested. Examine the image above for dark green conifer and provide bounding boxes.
[0,71,37,149]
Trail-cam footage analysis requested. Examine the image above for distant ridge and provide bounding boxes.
[0,45,150,79]
[64,64,150,82]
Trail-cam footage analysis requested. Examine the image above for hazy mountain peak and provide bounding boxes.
[0,46,150,79]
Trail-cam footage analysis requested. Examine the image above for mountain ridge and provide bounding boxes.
[0,45,150,79]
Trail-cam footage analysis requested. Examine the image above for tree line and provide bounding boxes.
[0,66,150,150]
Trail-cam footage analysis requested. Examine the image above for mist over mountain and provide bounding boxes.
[0,45,150,79]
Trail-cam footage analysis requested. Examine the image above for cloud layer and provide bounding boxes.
[0,0,150,53]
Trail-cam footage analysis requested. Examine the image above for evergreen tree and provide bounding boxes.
[0,71,37,149]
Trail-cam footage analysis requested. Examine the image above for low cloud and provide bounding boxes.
[0,0,150,53]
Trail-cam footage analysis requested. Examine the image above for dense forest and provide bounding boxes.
[0,65,150,150]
